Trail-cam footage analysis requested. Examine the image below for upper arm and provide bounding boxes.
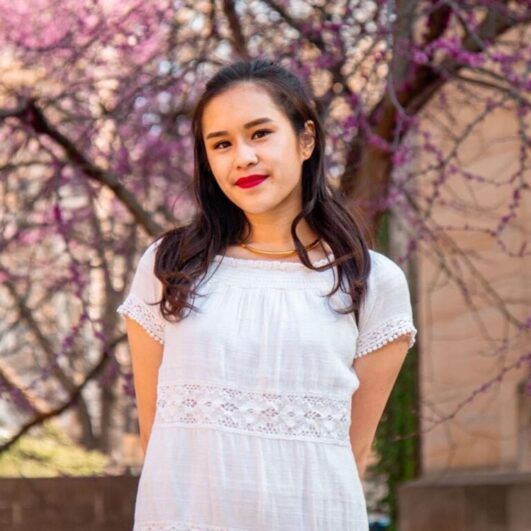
[124,316,163,449]
[349,252,417,455]
[350,335,409,445]
[117,241,166,448]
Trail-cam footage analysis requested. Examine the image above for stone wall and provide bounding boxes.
[398,472,531,531]
[0,476,138,531]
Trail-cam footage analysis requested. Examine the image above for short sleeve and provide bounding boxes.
[116,240,165,345]
[354,250,417,358]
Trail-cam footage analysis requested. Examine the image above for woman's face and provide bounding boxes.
[201,82,315,217]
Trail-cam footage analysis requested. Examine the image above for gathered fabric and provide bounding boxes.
[117,241,417,531]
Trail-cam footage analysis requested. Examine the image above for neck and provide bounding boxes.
[242,217,317,251]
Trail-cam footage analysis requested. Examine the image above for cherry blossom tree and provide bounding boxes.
[0,0,529,517]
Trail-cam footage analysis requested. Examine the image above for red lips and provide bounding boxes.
[235,174,269,188]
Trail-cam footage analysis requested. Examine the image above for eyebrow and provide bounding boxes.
[205,117,274,141]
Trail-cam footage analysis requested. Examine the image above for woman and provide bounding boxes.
[117,58,417,530]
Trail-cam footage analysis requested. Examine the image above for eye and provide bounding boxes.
[253,129,272,139]
[213,129,272,150]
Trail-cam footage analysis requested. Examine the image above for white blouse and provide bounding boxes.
[117,240,417,531]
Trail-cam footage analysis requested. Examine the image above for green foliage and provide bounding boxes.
[369,210,420,530]
[369,343,420,530]
[0,421,109,477]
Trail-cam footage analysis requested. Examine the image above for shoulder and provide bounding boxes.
[363,250,411,308]
[137,238,163,271]
[367,249,408,283]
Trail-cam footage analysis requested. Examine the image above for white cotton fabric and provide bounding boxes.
[117,240,417,531]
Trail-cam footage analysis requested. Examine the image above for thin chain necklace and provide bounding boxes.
[239,237,321,257]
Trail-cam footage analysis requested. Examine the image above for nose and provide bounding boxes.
[235,140,258,169]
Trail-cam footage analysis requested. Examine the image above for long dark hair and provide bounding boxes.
[152,58,373,324]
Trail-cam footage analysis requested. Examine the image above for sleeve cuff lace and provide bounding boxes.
[355,315,417,358]
[117,292,165,345]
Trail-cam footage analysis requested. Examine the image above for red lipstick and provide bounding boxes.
[235,174,269,188]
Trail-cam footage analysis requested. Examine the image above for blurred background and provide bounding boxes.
[0,1,529,530]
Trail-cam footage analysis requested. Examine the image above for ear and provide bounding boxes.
[300,120,316,160]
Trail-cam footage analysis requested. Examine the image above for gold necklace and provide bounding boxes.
[239,237,321,257]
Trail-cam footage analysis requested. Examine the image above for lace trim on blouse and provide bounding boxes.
[356,316,417,358]
[212,252,334,270]
[117,292,164,344]
[206,254,337,290]
[155,381,351,446]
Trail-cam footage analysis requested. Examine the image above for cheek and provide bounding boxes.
[208,159,229,185]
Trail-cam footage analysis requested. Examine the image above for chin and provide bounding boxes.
[238,201,278,216]
[240,205,270,216]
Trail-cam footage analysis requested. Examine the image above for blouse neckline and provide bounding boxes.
[212,252,335,271]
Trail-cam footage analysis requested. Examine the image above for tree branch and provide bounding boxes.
[222,0,250,59]
[0,334,124,454]
[0,99,164,236]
